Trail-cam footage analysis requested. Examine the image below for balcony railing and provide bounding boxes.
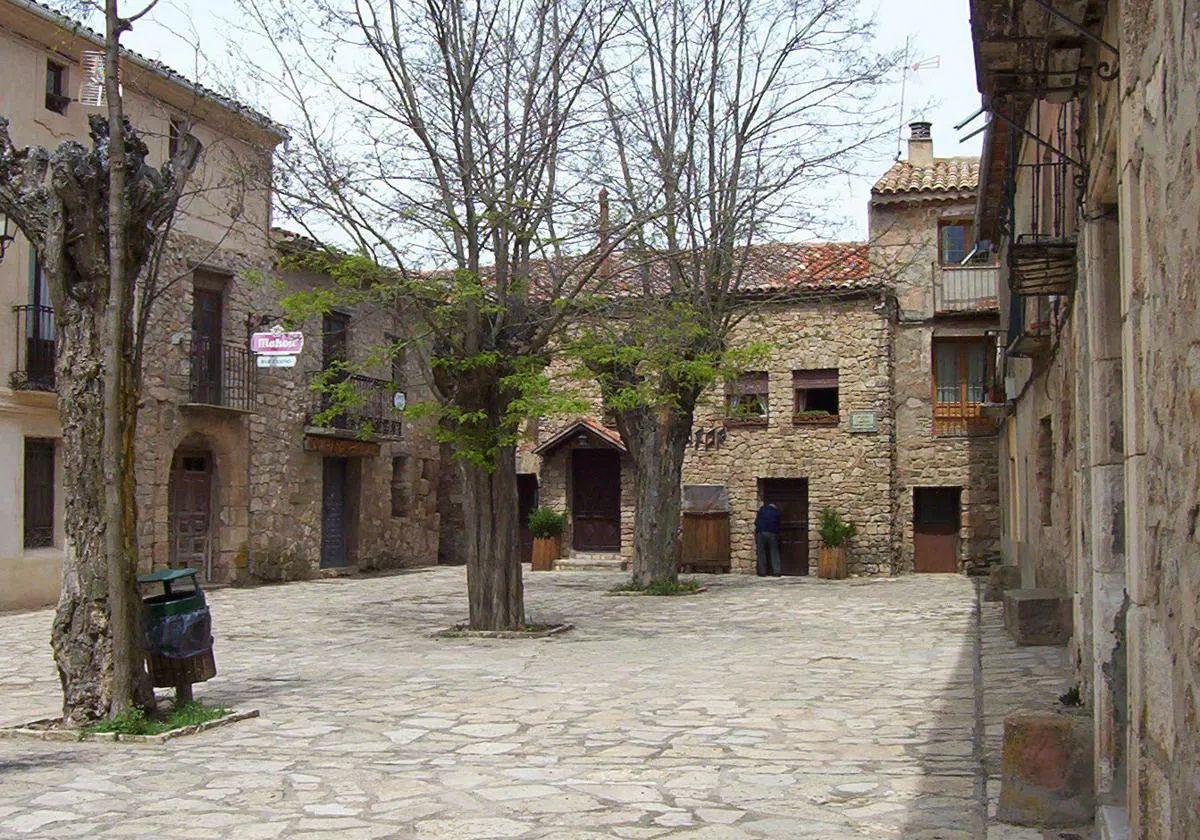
[933,401,998,437]
[188,335,256,411]
[10,305,56,391]
[935,264,999,313]
[306,373,404,438]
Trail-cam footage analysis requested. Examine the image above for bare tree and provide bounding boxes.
[574,0,896,586]
[0,0,200,722]
[239,0,625,629]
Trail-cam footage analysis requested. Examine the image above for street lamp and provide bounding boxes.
[0,212,14,263]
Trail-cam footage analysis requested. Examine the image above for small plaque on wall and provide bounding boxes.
[848,410,878,433]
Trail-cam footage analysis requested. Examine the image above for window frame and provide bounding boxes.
[937,219,975,266]
[792,368,840,424]
[44,60,69,114]
[725,371,769,425]
[930,336,995,436]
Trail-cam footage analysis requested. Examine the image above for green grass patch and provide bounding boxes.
[84,701,232,736]
[610,578,704,596]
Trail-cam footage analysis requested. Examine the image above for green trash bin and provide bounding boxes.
[138,568,216,703]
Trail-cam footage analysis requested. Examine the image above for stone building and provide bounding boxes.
[872,123,1003,575]
[523,130,1004,576]
[0,0,439,610]
[969,0,1199,835]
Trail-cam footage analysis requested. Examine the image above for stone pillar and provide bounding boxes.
[1084,214,1128,806]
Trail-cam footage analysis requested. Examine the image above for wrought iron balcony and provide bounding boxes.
[10,305,55,391]
[188,335,256,411]
[306,373,404,438]
[935,263,999,313]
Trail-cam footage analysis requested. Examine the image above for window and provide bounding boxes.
[939,220,974,265]
[793,369,839,421]
[45,61,68,114]
[323,312,350,370]
[726,372,768,423]
[932,337,993,435]
[390,456,408,518]
[23,439,55,548]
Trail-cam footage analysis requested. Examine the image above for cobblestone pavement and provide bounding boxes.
[0,568,1085,839]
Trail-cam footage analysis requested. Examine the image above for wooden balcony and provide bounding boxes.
[935,264,1000,314]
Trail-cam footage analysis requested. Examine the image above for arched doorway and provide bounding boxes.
[169,447,215,580]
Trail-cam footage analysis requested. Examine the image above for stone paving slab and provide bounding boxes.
[0,568,1085,838]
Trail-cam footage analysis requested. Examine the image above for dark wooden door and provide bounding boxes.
[760,478,809,575]
[170,452,212,578]
[913,487,961,572]
[192,287,223,403]
[517,473,539,564]
[323,312,349,369]
[321,457,349,568]
[572,449,621,551]
[23,438,55,548]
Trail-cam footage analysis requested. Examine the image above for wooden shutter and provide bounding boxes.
[23,439,54,548]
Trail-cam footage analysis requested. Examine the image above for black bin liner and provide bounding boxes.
[144,607,214,659]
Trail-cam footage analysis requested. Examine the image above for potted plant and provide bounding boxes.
[528,507,566,571]
[816,508,856,580]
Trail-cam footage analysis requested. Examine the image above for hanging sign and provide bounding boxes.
[257,355,297,368]
[251,325,305,356]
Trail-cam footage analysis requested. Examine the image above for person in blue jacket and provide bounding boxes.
[754,502,782,577]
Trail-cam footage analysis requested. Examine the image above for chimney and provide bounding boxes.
[908,121,934,168]
[598,187,610,252]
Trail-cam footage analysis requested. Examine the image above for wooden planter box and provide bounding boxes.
[817,546,848,580]
[531,536,561,571]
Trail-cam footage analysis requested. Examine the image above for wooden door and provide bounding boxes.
[170,452,213,579]
[760,478,809,575]
[517,473,539,564]
[23,438,55,548]
[321,457,349,568]
[914,487,961,572]
[571,449,621,551]
[192,287,223,403]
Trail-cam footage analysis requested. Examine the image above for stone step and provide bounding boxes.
[554,554,627,572]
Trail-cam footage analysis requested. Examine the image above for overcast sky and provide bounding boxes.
[98,0,984,243]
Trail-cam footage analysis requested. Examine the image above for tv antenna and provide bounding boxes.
[896,38,942,159]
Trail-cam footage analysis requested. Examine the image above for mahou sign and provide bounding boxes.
[250,327,305,356]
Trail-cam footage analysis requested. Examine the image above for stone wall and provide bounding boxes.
[1114,1,1200,833]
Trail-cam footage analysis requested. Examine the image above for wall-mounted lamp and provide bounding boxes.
[0,213,14,263]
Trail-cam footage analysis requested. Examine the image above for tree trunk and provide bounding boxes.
[460,444,525,630]
[49,298,115,724]
[625,407,693,587]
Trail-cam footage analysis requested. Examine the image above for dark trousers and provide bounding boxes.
[755,531,781,576]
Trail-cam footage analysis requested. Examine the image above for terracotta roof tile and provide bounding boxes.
[871,156,979,196]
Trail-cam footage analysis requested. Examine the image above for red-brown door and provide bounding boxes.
[517,473,539,564]
[913,487,961,572]
[760,478,809,575]
[169,451,213,579]
[571,449,621,552]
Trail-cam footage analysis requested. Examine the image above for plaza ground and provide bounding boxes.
[0,568,1086,839]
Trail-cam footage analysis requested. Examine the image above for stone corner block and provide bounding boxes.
[984,564,1023,602]
[997,709,1094,828]
[1003,588,1072,646]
